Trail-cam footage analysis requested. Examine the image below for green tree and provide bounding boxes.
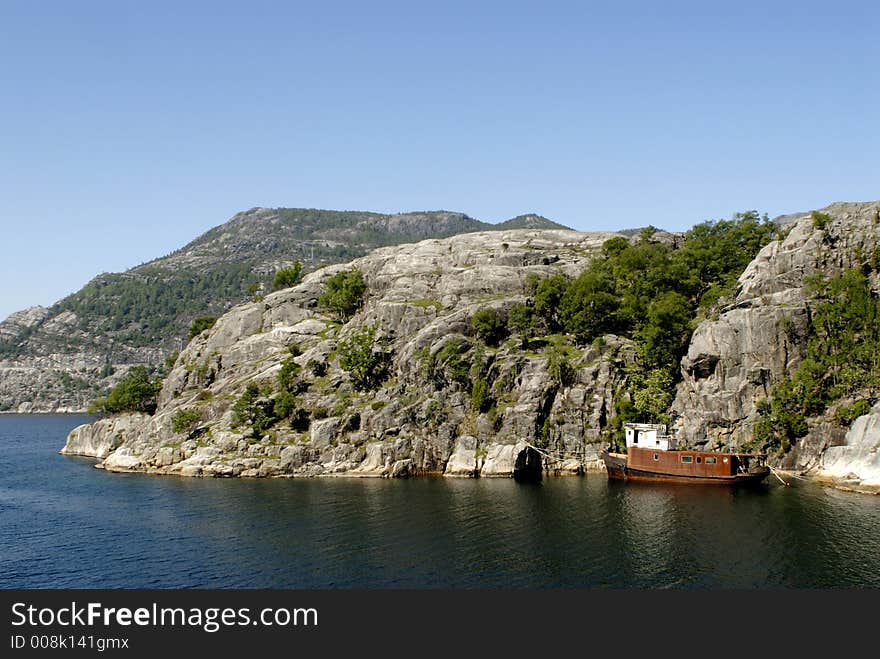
[88,365,162,415]
[278,355,303,393]
[835,400,872,426]
[601,236,630,258]
[808,269,880,401]
[524,272,542,296]
[637,291,692,368]
[507,302,536,345]
[273,390,298,420]
[533,274,569,332]
[546,347,574,386]
[471,378,492,413]
[272,262,303,291]
[470,308,507,346]
[559,270,620,343]
[673,211,777,306]
[231,382,277,438]
[632,368,675,423]
[811,211,832,230]
[163,350,180,373]
[338,324,390,390]
[431,338,471,388]
[171,408,203,434]
[188,316,217,340]
[318,269,367,322]
[639,225,658,242]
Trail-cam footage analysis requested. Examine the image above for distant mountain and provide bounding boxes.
[0,207,568,412]
[495,214,572,230]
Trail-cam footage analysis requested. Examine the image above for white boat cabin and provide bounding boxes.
[624,423,677,451]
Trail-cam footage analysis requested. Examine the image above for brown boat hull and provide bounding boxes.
[600,450,770,485]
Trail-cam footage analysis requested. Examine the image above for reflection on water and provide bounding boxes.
[616,483,680,586]
[1,414,879,589]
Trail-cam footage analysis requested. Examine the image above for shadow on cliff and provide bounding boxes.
[513,446,543,483]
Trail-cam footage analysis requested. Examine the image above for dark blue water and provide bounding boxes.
[2,414,879,589]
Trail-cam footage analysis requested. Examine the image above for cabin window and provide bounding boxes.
[655,440,660,445]
[696,457,702,464]
[653,453,659,461]
[705,457,717,464]
[680,456,693,463]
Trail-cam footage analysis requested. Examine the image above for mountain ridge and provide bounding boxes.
[0,206,570,412]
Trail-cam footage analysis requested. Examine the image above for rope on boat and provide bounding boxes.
[768,465,790,486]
[522,441,588,467]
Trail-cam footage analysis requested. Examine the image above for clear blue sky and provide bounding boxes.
[1,0,878,321]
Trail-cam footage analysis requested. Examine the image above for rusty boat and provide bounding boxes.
[600,423,770,485]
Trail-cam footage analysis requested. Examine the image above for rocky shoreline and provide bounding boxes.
[58,202,880,494]
[60,428,880,495]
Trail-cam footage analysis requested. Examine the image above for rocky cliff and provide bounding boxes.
[60,201,880,491]
[814,402,880,493]
[673,200,880,492]
[62,228,636,478]
[1,207,570,413]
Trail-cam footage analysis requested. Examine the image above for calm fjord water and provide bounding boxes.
[1,414,879,589]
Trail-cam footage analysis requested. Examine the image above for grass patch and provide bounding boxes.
[409,298,444,312]
[318,322,342,340]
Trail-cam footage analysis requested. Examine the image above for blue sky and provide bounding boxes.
[1,1,878,320]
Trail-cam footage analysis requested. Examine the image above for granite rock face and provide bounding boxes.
[62,229,634,479]
[815,403,880,492]
[61,414,149,459]
[672,201,880,483]
[0,208,570,413]
[0,306,50,340]
[0,305,131,413]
